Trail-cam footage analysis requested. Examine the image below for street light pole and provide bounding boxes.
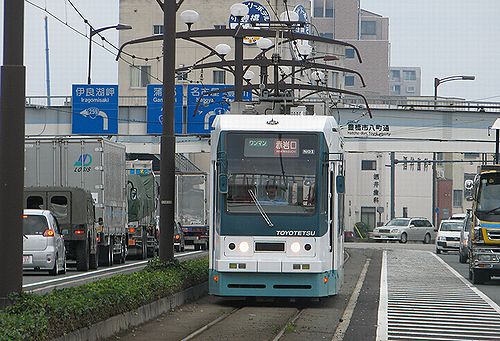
[159,0,176,262]
[433,75,475,101]
[87,24,132,85]
[0,0,25,307]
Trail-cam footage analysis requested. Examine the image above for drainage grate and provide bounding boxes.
[379,250,500,341]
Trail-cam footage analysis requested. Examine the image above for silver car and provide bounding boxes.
[23,209,66,275]
[371,217,435,244]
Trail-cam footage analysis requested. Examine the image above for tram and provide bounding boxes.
[209,114,345,297]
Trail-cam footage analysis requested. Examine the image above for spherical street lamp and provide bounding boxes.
[230,3,249,23]
[279,11,299,22]
[256,37,273,51]
[180,10,200,30]
[243,70,255,81]
[215,43,231,56]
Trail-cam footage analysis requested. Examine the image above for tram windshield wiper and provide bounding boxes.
[485,205,500,214]
[248,189,274,227]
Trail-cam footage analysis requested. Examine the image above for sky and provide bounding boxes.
[1,0,499,101]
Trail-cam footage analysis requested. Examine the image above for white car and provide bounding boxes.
[23,209,66,275]
[436,219,463,254]
[371,217,435,244]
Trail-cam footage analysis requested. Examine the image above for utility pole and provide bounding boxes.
[0,0,25,307]
[159,0,176,262]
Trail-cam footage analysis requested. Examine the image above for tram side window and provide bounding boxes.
[27,196,44,209]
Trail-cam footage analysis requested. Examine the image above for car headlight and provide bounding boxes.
[290,242,301,253]
[390,228,399,233]
[239,241,249,253]
[477,254,498,262]
[437,236,446,241]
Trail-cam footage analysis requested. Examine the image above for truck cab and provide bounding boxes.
[468,165,500,284]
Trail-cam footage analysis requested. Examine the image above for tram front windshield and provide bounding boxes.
[225,132,319,215]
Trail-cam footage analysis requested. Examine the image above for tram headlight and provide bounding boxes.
[239,241,250,253]
[291,242,301,253]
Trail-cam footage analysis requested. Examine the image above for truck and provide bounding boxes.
[24,187,98,271]
[24,137,128,270]
[467,165,500,284]
[175,173,208,251]
[126,160,158,259]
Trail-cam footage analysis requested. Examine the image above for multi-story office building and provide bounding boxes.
[389,67,422,96]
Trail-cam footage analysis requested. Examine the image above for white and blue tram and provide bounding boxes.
[209,114,345,298]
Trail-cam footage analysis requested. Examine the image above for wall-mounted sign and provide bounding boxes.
[346,123,391,137]
[72,84,118,135]
[146,84,183,134]
[228,1,271,45]
[293,5,311,35]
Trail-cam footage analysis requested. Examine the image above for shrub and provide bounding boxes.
[0,257,208,341]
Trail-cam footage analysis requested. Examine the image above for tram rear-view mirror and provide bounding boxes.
[336,175,345,194]
[219,174,228,194]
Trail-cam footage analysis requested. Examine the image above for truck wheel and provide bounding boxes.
[76,240,90,271]
[201,242,207,251]
[99,241,113,267]
[89,244,99,270]
[194,244,201,251]
[147,247,154,258]
[113,240,121,264]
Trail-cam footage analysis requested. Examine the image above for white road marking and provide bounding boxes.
[431,252,500,314]
[23,250,204,290]
[331,258,371,341]
[376,250,388,341]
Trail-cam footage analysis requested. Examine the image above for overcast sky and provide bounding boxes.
[1,0,499,101]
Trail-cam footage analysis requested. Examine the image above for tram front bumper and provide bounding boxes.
[209,269,339,297]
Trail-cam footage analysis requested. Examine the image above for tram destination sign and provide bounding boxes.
[244,138,299,158]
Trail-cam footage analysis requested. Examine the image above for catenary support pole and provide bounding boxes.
[496,130,499,164]
[159,0,176,262]
[390,152,395,219]
[0,0,25,307]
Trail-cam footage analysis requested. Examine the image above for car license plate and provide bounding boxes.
[448,242,459,247]
[23,255,32,265]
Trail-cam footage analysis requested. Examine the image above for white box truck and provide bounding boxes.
[24,137,128,269]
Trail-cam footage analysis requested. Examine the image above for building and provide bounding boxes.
[389,67,422,96]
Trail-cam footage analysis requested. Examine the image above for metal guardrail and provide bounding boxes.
[26,95,500,112]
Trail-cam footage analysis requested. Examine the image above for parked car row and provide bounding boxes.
[370,217,435,244]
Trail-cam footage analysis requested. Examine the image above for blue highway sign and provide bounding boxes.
[146,84,183,135]
[72,84,119,135]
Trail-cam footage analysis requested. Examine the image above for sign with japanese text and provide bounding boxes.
[146,84,183,135]
[274,139,299,157]
[293,5,311,35]
[228,1,271,45]
[186,84,252,135]
[346,123,391,137]
[72,84,118,135]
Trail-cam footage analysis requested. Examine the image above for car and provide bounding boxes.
[436,219,463,254]
[459,212,472,263]
[173,222,185,252]
[22,209,66,275]
[371,217,435,244]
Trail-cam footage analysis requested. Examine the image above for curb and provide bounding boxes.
[52,282,208,341]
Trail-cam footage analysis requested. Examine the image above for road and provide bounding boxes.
[113,242,500,341]
[22,249,206,294]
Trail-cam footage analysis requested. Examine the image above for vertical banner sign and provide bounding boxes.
[293,5,311,35]
[72,84,118,134]
[186,84,252,135]
[146,84,183,135]
[228,1,271,45]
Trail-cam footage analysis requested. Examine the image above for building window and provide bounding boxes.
[392,84,401,95]
[453,189,463,207]
[403,70,416,81]
[361,21,376,35]
[406,86,415,93]
[314,0,333,17]
[153,25,163,35]
[320,32,334,39]
[325,0,333,17]
[361,160,377,170]
[130,65,151,88]
[345,48,355,59]
[213,70,226,84]
[361,207,376,230]
[390,70,400,81]
[345,75,355,86]
[464,153,480,159]
[214,24,226,29]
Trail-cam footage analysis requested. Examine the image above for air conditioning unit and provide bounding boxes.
[436,169,445,179]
